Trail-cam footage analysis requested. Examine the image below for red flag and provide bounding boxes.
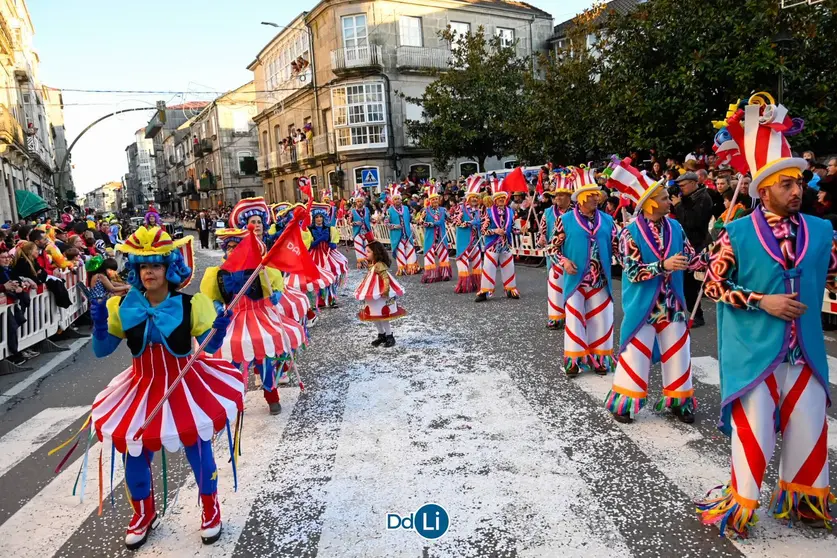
[536,169,544,195]
[220,226,262,272]
[298,176,313,200]
[502,167,528,194]
[261,215,320,282]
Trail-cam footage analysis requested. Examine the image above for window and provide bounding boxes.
[238,151,257,175]
[261,130,269,152]
[410,164,431,181]
[495,27,515,47]
[503,159,519,169]
[459,161,479,176]
[274,125,282,151]
[342,15,369,58]
[449,21,470,40]
[265,30,311,91]
[331,82,387,151]
[399,16,422,47]
[404,101,424,146]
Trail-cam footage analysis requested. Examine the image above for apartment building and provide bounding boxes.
[161,83,262,212]
[249,0,553,203]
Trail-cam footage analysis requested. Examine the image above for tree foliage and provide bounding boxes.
[404,27,528,172]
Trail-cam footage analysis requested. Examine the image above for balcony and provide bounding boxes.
[331,45,383,74]
[257,153,268,173]
[396,46,451,72]
[312,133,335,158]
[0,104,25,148]
[268,151,279,169]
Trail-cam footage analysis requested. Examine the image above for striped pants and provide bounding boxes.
[353,234,368,269]
[479,245,517,296]
[732,363,830,510]
[394,239,418,275]
[455,244,481,293]
[610,320,693,411]
[421,243,452,283]
[547,259,565,324]
[563,286,613,369]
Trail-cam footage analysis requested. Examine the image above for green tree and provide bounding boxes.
[404,26,528,173]
[510,6,607,165]
[594,0,837,157]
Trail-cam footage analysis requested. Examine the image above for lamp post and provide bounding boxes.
[772,28,795,105]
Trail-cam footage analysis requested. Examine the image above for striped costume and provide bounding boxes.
[478,205,518,298]
[698,207,837,536]
[606,215,704,421]
[386,202,420,276]
[452,202,482,293]
[554,207,617,373]
[351,205,372,269]
[421,205,452,283]
[538,204,571,327]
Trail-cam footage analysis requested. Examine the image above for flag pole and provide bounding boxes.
[133,262,266,440]
[687,184,744,328]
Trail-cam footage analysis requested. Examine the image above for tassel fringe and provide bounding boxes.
[696,484,758,538]
[604,389,646,417]
[654,395,698,413]
[770,484,836,529]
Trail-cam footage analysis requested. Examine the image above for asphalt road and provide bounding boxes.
[0,244,835,558]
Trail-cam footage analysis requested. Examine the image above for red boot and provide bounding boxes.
[264,387,281,415]
[125,495,159,550]
[200,493,222,544]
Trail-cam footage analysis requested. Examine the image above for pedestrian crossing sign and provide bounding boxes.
[361,168,379,189]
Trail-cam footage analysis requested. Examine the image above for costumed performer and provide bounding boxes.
[309,200,348,305]
[697,94,836,537]
[420,184,452,283]
[89,226,242,548]
[605,158,706,424]
[536,171,574,329]
[355,231,406,347]
[551,167,617,375]
[350,190,372,268]
[452,175,484,293]
[475,178,520,302]
[385,184,420,276]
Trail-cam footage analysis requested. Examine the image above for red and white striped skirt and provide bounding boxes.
[278,286,311,323]
[285,266,337,292]
[311,244,349,278]
[213,296,295,363]
[91,344,244,456]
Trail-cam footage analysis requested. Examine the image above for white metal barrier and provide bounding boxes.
[0,266,89,361]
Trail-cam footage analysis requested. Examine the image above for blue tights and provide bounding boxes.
[124,438,217,500]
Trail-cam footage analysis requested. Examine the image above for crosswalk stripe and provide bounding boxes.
[0,406,89,480]
[692,355,837,454]
[573,371,837,558]
[132,389,300,556]
[0,439,125,558]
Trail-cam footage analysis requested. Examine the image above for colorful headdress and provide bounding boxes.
[569,167,601,202]
[465,175,484,200]
[425,183,440,200]
[144,205,161,226]
[351,188,366,201]
[310,202,333,225]
[118,226,194,289]
[215,227,251,252]
[230,197,272,229]
[274,202,307,235]
[387,183,402,200]
[491,177,508,200]
[551,170,573,194]
[321,191,332,203]
[607,157,664,212]
[270,202,290,223]
[713,92,806,198]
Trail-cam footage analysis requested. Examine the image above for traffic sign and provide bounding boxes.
[361,168,379,189]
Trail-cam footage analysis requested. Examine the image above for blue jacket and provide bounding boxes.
[387,204,413,250]
[717,208,831,435]
[455,203,481,259]
[351,207,371,238]
[422,206,448,253]
[560,208,614,300]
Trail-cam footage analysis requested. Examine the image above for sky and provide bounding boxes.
[28,0,593,195]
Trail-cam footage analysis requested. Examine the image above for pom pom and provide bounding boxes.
[247,223,256,232]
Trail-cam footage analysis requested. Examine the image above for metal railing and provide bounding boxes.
[331,45,383,72]
[0,105,24,146]
[396,46,451,71]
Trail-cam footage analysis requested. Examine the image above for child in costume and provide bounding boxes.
[309,200,348,305]
[537,172,574,329]
[452,175,483,293]
[355,232,406,347]
[89,226,242,549]
[384,184,420,276]
[551,167,618,376]
[475,179,520,301]
[697,95,837,537]
[420,184,452,283]
[86,256,130,303]
[605,158,706,425]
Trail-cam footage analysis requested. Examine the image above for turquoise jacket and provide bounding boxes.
[387,204,413,250]
[351,207,371,238]
[560,208,615,300]
[455,203,481,259]
[618,216,686,356]
[717,208,832,435]
[422,206,448,254]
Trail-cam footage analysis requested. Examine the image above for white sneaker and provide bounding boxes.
[277,371,290,385]
[22,349,39,359]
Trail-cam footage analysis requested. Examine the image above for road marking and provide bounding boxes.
[574,369,837,557]
[132,389,300,556]
[0,405,89,479]
[315,349,631,557]
[0,338,91,409]
[0,438,124,558]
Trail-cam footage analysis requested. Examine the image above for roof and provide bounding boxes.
[167,101,210,111]
[550,0,641,40]
[464,0,552,18]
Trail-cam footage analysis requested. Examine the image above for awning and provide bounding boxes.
[15,189,50,219]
